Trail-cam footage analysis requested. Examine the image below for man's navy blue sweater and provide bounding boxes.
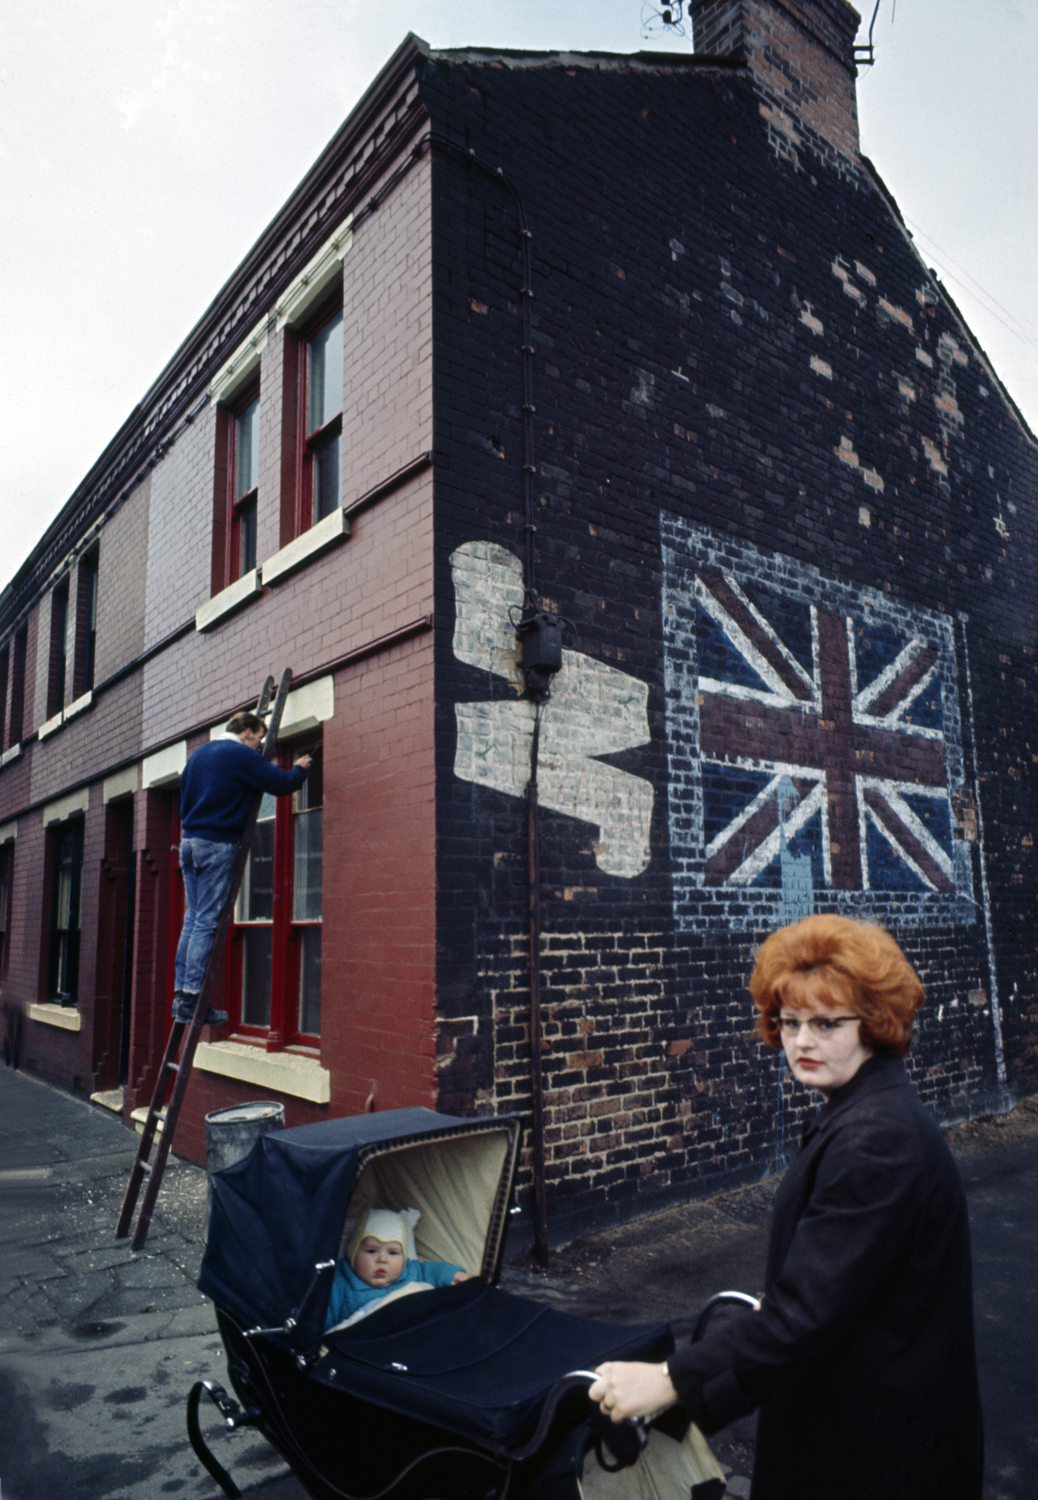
[179,739,307,844]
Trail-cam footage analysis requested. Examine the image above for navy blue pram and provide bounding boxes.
[191,1108,724,1500]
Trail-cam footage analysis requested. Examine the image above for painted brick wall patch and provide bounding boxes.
[451,540,654,878]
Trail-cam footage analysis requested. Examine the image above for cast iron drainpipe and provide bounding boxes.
[526,700,549,1265]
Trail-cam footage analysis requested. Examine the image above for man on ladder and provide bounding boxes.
[173,709,313,1026]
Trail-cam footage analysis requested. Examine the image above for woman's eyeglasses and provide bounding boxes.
[776,1015,860,1038]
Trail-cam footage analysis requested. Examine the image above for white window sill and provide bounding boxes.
[65,690,93,722]
[37,692,92,740]
[261,508,350,587]
[196,569,263,632]
[195,1039,330,1103]
[29,1003,82,1032]
[0,744,21,768]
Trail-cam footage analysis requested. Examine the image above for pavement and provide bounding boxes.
[1,1064,1036,1500]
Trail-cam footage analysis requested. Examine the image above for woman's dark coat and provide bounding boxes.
[668,1054,983,1500]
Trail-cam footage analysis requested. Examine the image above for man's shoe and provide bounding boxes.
[172,992,196,1024]
[173,992,228,1027]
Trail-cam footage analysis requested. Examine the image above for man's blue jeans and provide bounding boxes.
[174,838,238,995]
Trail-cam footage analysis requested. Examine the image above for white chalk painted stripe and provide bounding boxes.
[722,573,817,696]
[694,576,799,704]
[725,782,826,888]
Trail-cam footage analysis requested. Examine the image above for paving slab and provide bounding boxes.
[2,1063,1037,1500]
[0,1066,298,1499]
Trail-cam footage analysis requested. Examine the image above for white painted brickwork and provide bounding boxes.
[451,540,654,878]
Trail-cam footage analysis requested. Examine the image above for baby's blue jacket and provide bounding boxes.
[324,1256,464,1330]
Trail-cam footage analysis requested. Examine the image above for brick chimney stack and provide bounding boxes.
[689,0,862,163]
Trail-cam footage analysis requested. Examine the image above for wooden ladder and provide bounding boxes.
[116,669,293,1250]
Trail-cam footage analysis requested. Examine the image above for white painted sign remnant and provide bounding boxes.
[451,541,654,878]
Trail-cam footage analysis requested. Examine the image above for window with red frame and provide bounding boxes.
[8,627,27,750]
[47,579,69,720]
[47,818,83,1005]
[0,644,8,751]
[74,549,99,696]
[296,301,343,533]
[0,841,12,979]
[231,741,322,1045]
[227,387,260,583]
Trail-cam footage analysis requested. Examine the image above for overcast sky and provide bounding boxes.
[1,0,1035,592]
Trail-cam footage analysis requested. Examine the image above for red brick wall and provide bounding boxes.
[124,789,177,1114]
[322,638,438,1114]
[171,631,438,1164]
[1,811,42,1020]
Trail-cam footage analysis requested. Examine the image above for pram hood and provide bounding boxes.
[199,1107,522,1338]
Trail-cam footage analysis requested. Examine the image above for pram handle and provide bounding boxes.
[502,1369,650,1468]
[692,1290,761,1343]
[566,1368,669,1430]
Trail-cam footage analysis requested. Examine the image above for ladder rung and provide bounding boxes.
[138,1159,152,1175]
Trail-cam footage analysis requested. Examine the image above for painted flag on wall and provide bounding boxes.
[663,518,973,930]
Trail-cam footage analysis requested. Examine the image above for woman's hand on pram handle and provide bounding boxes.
[588,1360,679,1424]
[451,1270,473,1284]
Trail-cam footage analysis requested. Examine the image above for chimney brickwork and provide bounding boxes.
[691,0,862,164]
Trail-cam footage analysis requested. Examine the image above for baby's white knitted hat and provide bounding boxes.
[348,1207,420,1268]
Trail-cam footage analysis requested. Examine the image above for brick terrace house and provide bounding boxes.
[1,0,1035,1244]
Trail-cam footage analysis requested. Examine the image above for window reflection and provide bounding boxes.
[230,749,322,1041]
[236,793,276,1026]
[306,310,343,525]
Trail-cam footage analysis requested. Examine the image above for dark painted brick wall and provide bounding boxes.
[421,51,1037,1239]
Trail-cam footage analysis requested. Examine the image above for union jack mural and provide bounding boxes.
[662,517,975,931]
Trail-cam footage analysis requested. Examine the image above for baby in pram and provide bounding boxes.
[325,1207,472,1331]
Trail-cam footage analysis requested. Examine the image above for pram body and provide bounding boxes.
[193,1107,726,1500]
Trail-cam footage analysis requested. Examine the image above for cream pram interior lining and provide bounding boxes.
[337,1127,512,1278]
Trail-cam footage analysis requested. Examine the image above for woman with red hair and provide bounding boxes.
[590,914,983,1500]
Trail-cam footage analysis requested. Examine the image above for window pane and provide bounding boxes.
[56,865,73,930]
[237,801,275,922]
[308,311,343,436]
[57,935,72,996]
[86,561,98,631]
[297,926,321,1035]
[298,746,322,809]
[56,829,80,929]
[241,926,272,1028]
[51,585,69,714]
[50,824,81,1004]
[311,428,341,523]
[82,559,98,692]
[293,808,322,921]
[239,497,257,574]
[235,397,260,500]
